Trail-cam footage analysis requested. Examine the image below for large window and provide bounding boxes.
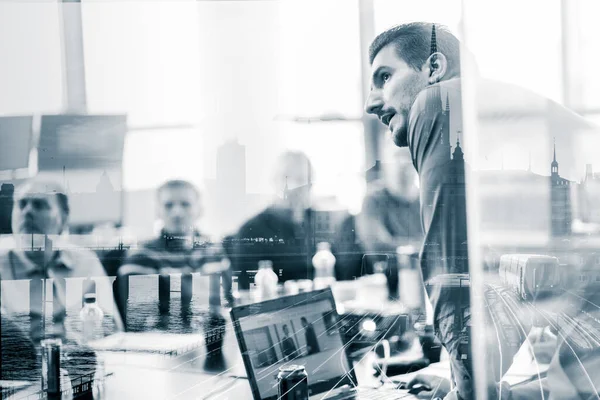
[0,2,64,115]
[80,1,365,236]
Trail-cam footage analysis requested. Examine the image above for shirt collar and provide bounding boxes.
[11,248,74,277]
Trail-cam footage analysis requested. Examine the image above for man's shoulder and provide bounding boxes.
[410,79,462,114]
[138,236,165,250]
[60,242,99,256]
[365,181,391,199]
[237,207,281,233]
[58,244,106,277]
[123,240,163,265]
[0,248,11,276]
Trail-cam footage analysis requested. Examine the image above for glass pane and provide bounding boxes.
[462,2,600,399]
[577,0,600,109]
[465,0,563,104]
[82,2,202,126]
[276,1,363,118]
[374,0,462,36]
[0,2,63,114]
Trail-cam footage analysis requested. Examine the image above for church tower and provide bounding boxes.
[551,138,559,178]
[549,138,572,236]
[452,138,464,161]
[425,24,444,116]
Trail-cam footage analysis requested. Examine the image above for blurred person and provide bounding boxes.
[229,151,317,289]
[122,180,211,273]
[301,317,320,355]
[119,180,231,326]
[357,146,422,254]
[0,179,123,343]
[365,22,596,399]
[281,324,298,361]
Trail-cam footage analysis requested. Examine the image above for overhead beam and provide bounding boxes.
[358,0,380,172]
[60,0,87,113]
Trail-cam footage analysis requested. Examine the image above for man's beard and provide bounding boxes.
[391,110,409,147]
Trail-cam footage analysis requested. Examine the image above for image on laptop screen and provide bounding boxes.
[231,289,355,400]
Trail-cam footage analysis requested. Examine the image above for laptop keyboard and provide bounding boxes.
[357,388,414,399]
[324,388,414,399]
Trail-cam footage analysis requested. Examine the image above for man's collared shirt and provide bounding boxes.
[0,243,123,342]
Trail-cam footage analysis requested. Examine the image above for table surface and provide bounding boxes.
[6,286,548,400]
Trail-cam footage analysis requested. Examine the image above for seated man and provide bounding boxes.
[0,179,120,388]
[229,152,317,289]
[357,145,422,254]
[119,180,231,329]
[0,179,123,344]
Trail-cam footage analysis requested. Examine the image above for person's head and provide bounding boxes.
[272,151,314,210]
[382,147,419,201]
[300,317,308,327]
[11,179,69,235]
[365,22,461,147]
[156,180,202,236]
[282,324,290,335]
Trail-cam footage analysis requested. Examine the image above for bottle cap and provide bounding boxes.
[258,260,273,269]
[279,365,305,373]
[84,293,97,303]
[317,242,331,251]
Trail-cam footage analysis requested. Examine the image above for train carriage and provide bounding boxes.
[499,254,560,300]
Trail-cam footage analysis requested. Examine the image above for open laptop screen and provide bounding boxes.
[231,289,356,400]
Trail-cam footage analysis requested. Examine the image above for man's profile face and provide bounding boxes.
[12,184,65,235]
[365,44,429,147]
[158,186,201,236]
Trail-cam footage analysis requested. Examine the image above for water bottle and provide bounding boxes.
[80,293,104,344]
[254,260,278,300]
[356,261,389,306]
[397,245,425,312]
[312,242,336,290]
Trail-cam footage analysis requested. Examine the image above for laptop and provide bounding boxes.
[230,288,415,400]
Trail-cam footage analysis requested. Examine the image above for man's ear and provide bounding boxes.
[426,52,448,84]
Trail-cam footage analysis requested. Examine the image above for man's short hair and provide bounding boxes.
[369,22,461,75]
[157,180,200,199]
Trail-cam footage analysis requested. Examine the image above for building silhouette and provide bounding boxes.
[550,139,572,236]
[65,170,121,231]
[478,141,574,241]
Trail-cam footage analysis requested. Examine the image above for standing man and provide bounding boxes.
[281,324,298,361]
[365,23,474,399]
[365,22,598,400]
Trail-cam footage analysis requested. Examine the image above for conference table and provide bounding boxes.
[99,286,407,399]
[7,285,546,399]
